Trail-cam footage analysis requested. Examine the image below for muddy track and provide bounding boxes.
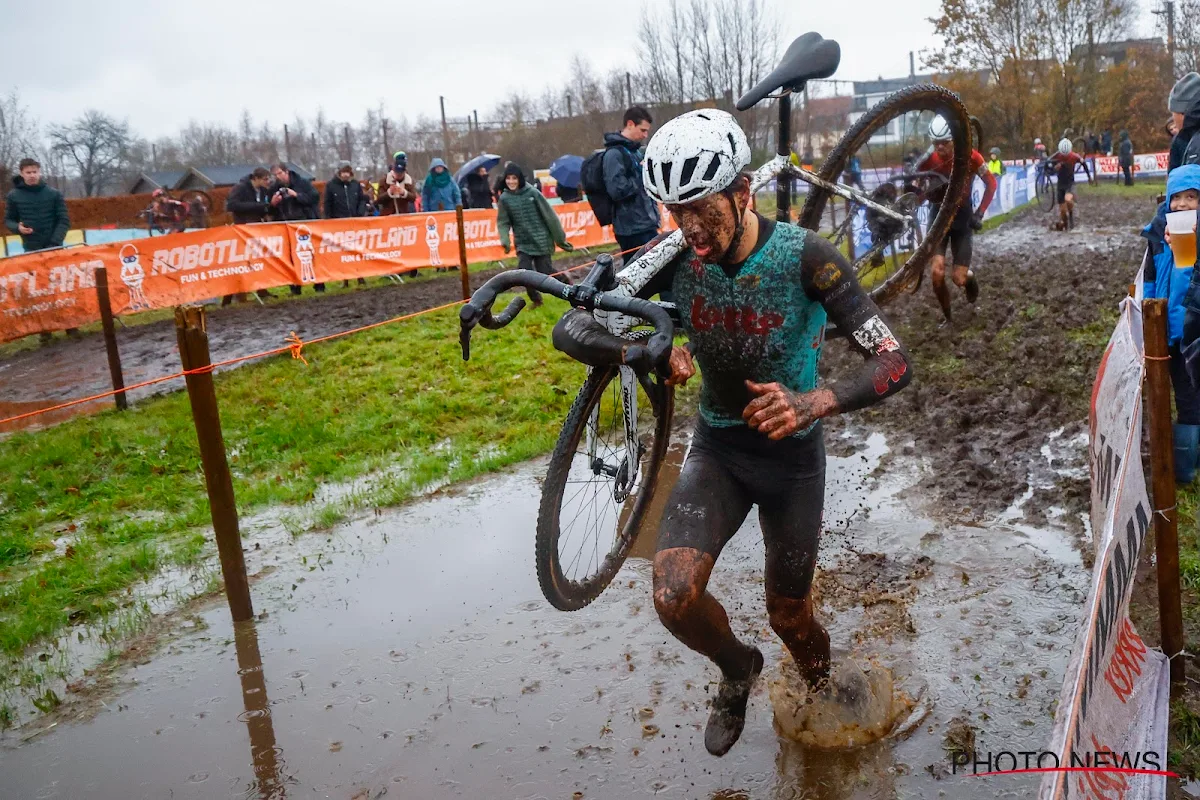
[0,253,600,416]
[821,190,1149,525]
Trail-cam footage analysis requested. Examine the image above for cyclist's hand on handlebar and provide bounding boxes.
[743,382,836,440]
[664,345,696,386]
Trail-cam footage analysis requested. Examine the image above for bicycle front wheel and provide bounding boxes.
[1038,174,1056,211]
[798,84,973,307]
[535,358,674,611]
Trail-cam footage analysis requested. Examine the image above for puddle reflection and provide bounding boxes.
[232,620,286,799]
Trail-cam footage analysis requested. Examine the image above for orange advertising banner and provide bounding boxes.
[0,202,636,343]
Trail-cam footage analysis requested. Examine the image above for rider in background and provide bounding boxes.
[553,109,913,757]
[1033,138,1047,161]
[843,154,865,190]
[1046,138,1092,231]
[917,115,997,326]
[150,189,188,233]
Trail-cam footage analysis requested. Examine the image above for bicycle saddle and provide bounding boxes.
[736,33,841,111]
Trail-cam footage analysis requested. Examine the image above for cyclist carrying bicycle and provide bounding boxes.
[553,109,914,756]
[917,115,997,326]
[1047,138,1092,231]
[150,189,188,233]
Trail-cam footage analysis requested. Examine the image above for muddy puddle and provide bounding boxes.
[0,426,1087,799]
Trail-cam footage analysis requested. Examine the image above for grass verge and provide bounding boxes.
[0,299,601,658]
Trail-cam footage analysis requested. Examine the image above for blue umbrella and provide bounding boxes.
[454,153,501,184]
[549,155,585,188]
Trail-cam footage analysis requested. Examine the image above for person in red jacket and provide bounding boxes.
[918,115,997,326]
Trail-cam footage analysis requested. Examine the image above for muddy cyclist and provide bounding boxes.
[553,109,914,756]
[1047,138,1093,231]
[917,114,997,326]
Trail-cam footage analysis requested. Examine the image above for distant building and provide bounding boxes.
[847,70,990,146]
[800,95,852,158]
[126,162,315,194]
[127,170,187,194]
[1068,38,1165,71]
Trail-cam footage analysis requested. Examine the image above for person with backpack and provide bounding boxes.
[582,106,660,264]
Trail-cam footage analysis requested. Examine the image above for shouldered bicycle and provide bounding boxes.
[459,32,974,611]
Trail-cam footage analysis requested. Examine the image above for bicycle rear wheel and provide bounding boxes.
[798,84,973,307]
[1038,173,1056,212]
[536,352,674,611]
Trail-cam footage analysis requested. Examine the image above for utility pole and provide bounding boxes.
[151,143,158,171]
[310,132,317,173]
[1153,1,1176,77]
[382,117,390,166]
[471,110,480,156]
[283,124,291,164]
[909,51,915,79]
[626,72,633,107]
[566,93,573,118]
[343,124,352,163]
[440,95,450,160]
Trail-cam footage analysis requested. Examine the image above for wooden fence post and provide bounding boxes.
[1143,298,1185,687]
[175,305,254,623]
[234,620,281,794]
[94,266,127,410]
[456,204,470,300]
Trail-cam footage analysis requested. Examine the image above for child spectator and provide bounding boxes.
[496,162,573,307]
[1148,165,1200,481]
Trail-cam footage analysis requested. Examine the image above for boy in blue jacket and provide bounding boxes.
[1149,164,1200,481]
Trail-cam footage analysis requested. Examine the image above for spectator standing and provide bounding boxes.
[557,183,581,203]
[222,167,276,305]
[5,158,76,340]
[1118,131,1134,186]
[1168,72,1200,172]
[324,161,370,288]
[421,158,462,272]
[421,158,462,211]
[601,106,660,262]
[464,166,493,209]
[377,152,418,215]
[986,147,1005,177]
[269,162,321,294]
[496,162,573,306]
[1101,128,1113,156]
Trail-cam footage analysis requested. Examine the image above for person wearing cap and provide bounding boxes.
[986,147,1005,177]
[376,151,417,216]
[324,162,371,288]
[496,162,573,307]
[1168,72,1200,173]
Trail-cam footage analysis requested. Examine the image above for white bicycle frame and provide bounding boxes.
[580,155,918,493]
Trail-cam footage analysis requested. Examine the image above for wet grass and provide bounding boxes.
[0,299,609,659]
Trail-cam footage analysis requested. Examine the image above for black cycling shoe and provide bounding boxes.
[704,647,764,757]
[965,273,979,304]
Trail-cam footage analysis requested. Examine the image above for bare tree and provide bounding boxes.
[0,89,41,182]
[1163,0,1200,74]
[48,110,131,196]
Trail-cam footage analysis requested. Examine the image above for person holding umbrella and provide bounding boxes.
[464,166,494,209]
[497,161,573,306]
[550,154,584,203]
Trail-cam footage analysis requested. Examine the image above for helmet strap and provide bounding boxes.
[718,193,749,265]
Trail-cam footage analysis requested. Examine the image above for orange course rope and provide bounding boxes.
[0,246,640,429]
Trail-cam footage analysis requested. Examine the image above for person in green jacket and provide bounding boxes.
[5,158,76,341]
[497,162,573,306]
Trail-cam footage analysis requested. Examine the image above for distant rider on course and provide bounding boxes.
[552,109,914,757]
[1047,138,1092,231]
[917,115,997,326]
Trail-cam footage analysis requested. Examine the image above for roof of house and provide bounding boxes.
[853,74,934,96]
[127,170,187,193]
[1070,37,1165,62]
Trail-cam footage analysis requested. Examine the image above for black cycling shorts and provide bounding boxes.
[932,202,974,268]
[1056,179,1075,206]
[656,420,826,599]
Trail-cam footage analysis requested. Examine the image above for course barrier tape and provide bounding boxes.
[0,249,628,430]
[0,202,630,343]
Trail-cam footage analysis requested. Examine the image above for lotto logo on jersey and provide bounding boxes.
[690,296,784,336]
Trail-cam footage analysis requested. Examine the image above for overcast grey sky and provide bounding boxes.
[3,0,1161,140]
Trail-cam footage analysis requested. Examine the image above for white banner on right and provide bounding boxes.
[1039,290,1171,800]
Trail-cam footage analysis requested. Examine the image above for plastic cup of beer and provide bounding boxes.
[1167,210,1198,268]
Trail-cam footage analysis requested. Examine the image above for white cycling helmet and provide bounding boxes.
[1058,138,1072,155]
[1034,137,1043,145]
[643,109,751,204]
[929,115,954,142]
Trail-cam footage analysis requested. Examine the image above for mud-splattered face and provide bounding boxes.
[933,140,954,161]
[667,186,747,264]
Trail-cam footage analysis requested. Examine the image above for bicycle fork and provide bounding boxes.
[585,366,642,503]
